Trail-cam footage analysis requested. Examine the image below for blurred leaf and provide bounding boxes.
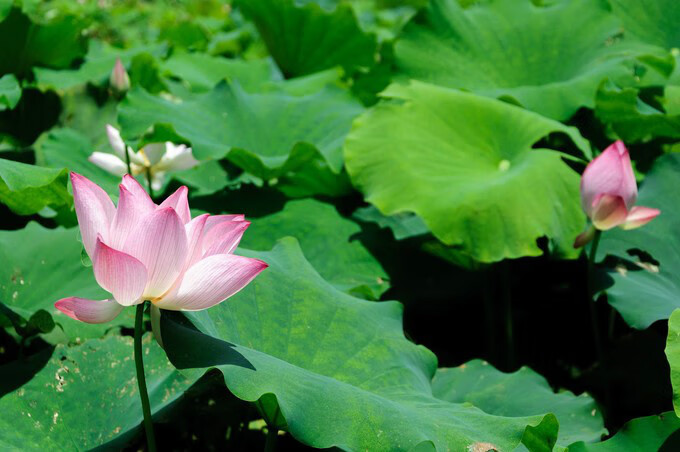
[598,154,680,329]
[353,205,429,240]
[0,335,198,449]
[129,52,166,94]
[0,7,86,78]
[344,81,589,262]
[0,74,20,110]
[161,239,557,450]
[35,128,120,195]
[235,0,377,77]
[0,158,70,215]
[240,199,389,299]
[433,360,606,446]
[34,40,166,91]
[568,413,680,451]
[161,52,281,92]
[118,81,363,180]
[395,0,663,120]
[610,0,680,49]
[0,222,134,342]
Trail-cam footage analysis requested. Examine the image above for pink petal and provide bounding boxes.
[204,214,246,234]
[55,297,124,324]
[158,186,191,224]
[184,214,209,270]
[123,207,188,298]
[581,141,637,216]
[70,172,116,258]
[621,206,661,230]
[203,220,251,257]
[108,184,156,249]
[121,174,156,210]
[591,194,629,230]
[93,238,148,306]
[154,254,267,311]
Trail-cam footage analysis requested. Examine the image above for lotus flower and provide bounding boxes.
[89,125,199,191]
[574,141,660,247]
[55,173,267,341]
[110,58,130,93]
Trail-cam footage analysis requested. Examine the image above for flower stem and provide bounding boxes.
[145,168,154,200]
[123,142,132,176]
[587,230,603,361]
[134,302,157,452]
[264,427,277,452]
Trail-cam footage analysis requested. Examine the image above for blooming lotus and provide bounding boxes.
[89,125,199,191]
[574,141,660,247]
[55,173,267,339]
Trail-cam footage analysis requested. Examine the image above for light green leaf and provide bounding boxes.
[240,199,389,299]
[667,309,680,418]
[118,82,363,180]
[160,51,281,92]
[0,222,134,342]
[235,0,377,77]
[0,335,198,450]
[568,413,680,451]
[0,74,20,110]
[597,154,680,329]
[0,158,71,215]
[160,239,557,450]
[395,0,660,120]
[610,0,680,50]
[344,81,589,262]
[433,360,606,446]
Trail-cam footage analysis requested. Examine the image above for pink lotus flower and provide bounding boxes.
[55,173,267,335]
[574,141,660,247]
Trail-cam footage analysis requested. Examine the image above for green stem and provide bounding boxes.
[134,302,157,452]
[264,427,277,452]
[145,167,154,200]
[123,141,132,176]
[501,261,514,369]
[587,230,603,361]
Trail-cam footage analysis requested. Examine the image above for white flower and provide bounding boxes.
[89,125,199,191]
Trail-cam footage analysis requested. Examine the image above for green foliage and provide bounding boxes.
[345,81,589,262]
[598,154,680,329]
[0,74,20,110]
[0,335,198,450]
[161,239,557,450]
[395,0,664,120]
[0,158,71,215]
[568,413,680,451]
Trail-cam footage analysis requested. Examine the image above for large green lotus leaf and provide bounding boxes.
[160,239,557,450]
[433,360,606,446]
[0,7,86,78]
[0,158,71,215]
[34,40,166,91]
[0,223,134,342]
[610,0,680,49]
[240,199,389,299]
[597,154,680,329]
[0,73,20,110]
[344,81,590,262]
[160,52,281,92]
[0,335,198,450]
[235,0,377,78]
[118,82,363,179]
[35,128,121,196]
[395,0,659,120]
[595,80,680,143]
[568,413,680,451]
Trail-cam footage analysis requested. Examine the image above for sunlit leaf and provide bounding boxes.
[0,158,71,215]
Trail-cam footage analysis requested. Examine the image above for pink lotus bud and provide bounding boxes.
[110,58,130,93]
[55,173,267,332]
[574,141,660,247]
